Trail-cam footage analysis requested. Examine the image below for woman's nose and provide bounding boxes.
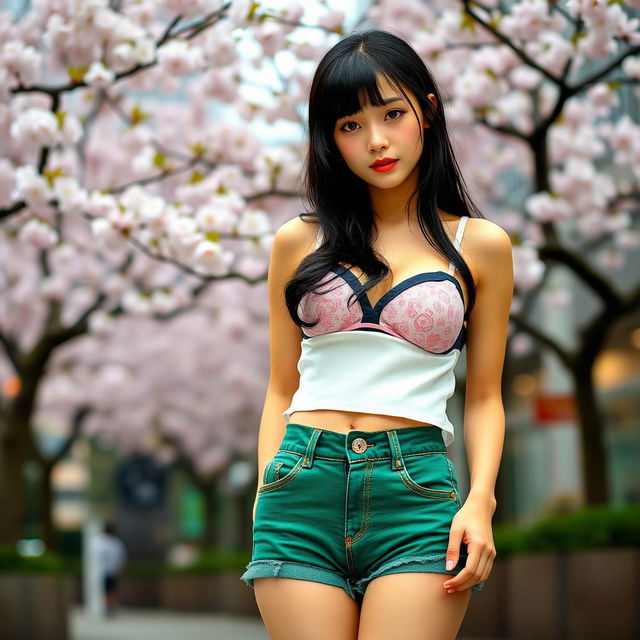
[368,125,388,152]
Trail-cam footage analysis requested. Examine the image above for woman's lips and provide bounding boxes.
[371,159,398,172]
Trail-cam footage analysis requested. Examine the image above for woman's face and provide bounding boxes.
[332,74,437,189]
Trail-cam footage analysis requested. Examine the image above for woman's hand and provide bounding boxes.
[442,494,497,593]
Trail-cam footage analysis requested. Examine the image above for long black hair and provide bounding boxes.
[285,28,484,332]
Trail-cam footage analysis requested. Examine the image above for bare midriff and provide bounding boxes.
[288,409,439,434]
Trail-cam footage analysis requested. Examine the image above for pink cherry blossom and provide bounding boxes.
[10,107,59,149]
[318,10,345,32]
[18,218,59,249]
[157,40,205,75]
[254,21,287,58]
[0,158,16,206]
[501,0,551,40]
[510,333,534,356]
[12,165,53,207]
[193,240,234,276]
[84,61,115,87]
[512,245,545,292]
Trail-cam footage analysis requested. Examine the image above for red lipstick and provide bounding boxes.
[370,157,398,172]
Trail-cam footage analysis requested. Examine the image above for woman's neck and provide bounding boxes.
[368,164,420,228]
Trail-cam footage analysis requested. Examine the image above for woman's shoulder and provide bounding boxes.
[275,214,321,254]
[462,216,511,252]
[462,216,513,283]
[439,210,509,244]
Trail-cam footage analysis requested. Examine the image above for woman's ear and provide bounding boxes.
[424,93,438,129]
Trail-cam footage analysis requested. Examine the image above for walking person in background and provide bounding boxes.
[94,521,127,618]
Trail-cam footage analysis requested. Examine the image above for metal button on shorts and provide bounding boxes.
[351,437,369,453]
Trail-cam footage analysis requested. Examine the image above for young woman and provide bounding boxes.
[241,29,512,640]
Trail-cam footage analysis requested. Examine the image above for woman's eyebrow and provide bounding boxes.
[338,96,405,121]
[378,96,404,105]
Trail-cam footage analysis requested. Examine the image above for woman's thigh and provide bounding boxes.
[254,577,360,640]
[357,572,471,640]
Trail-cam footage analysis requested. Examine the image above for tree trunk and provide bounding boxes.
[0,345,49,545]
[39,464,56,551]
[573,364,609,505]
[202,482,218,549]
[0,431,28,545]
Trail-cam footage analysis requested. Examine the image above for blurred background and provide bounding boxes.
[0,0,639,638]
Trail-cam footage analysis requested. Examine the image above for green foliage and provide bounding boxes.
[166,547,252,574]
[0,545,78,574]
[493,502,640,557]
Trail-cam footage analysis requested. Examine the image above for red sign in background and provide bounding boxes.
[534,393,577,423]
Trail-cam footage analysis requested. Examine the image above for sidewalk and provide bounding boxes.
[72,607,268,640]
[71,607,501,639]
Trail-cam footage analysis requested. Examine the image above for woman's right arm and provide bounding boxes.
[252,216,316,522]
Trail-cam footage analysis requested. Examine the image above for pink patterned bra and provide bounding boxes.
[297,216,469,355]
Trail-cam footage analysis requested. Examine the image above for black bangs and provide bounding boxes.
[319,52,405,126]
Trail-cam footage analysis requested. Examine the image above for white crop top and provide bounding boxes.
[282,216,469,447]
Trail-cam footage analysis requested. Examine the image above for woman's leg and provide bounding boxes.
[254,577,360,640]
[357,572,471,640]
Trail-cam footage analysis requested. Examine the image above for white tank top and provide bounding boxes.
[283,217,469,447]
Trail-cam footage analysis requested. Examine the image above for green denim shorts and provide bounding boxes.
[241,422,485,602]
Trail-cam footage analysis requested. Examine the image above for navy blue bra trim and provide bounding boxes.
[334,265,467,318]
[301,265,467,354]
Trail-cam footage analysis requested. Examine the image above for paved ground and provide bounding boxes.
[71,607,503,639]
[72,607,268,640]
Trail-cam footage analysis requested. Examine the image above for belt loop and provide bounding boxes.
[302,428,321,468]
[386,430,404,473]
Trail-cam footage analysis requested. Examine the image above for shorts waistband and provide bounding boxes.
[280,422,447,466]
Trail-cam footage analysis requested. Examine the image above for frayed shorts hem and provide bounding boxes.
[352,553,485,594]
[240,559,358,601]
[240,556,485,600]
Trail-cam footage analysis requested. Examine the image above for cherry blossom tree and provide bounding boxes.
[1,0,639,550]
[35,281,270,548]
[367,0,640,505]
[0,0,347,546]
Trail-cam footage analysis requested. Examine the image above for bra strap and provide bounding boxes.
[447,216,468,275]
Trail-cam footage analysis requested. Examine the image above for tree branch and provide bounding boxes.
[624,280,640,313]
[538,245,623,311]
[0,329,20,372]
[107,159,201,194]
[461,1,565,87]
[44,406,91,470]
[123,232,269,285]
[508,311,574,369]
[9,5,231,97]
[0,201,27,220]
[475,116,530,141]
[570,44,640,93]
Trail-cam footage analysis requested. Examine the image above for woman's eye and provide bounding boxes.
[341,121,358,132]
[339,109,405,132]
[386,109,404,120]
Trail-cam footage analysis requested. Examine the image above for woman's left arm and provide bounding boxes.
[443,218,514,593]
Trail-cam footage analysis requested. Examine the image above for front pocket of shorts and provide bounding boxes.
[398,452,458,501]
[445,457,463,508]
[258,450,305,495]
